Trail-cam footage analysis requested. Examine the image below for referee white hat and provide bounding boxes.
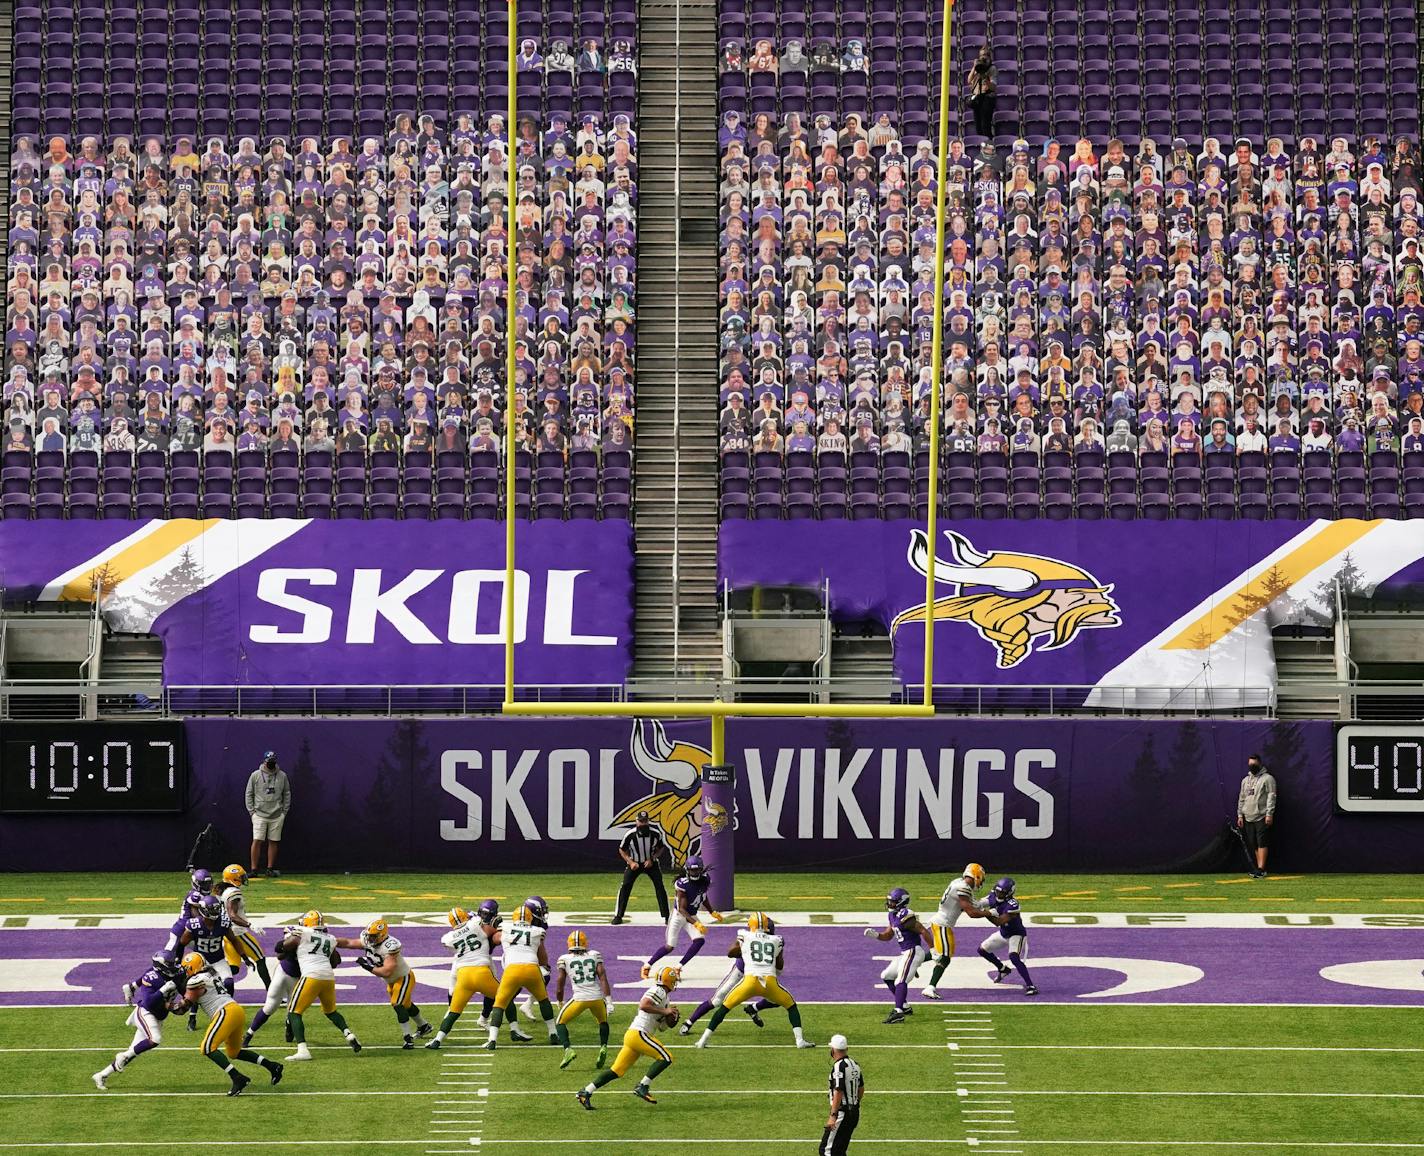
[829,1034,849,1051]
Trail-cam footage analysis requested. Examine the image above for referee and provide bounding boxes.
[820,1033,863,1154]
[612,810,670,924]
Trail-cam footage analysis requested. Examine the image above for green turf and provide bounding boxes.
[0,1003,1411,1151]
[4,870,1423,915]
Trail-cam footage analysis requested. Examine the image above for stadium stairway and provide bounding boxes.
[0,0,11,307]
[631,0,723,682]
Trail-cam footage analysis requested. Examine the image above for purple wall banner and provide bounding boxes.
[0,519,634,687]
[2,717,1420,875]
[720,519,1424,703]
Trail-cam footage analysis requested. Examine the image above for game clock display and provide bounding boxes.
[0,723,187,813]
[1335,724,1424,813]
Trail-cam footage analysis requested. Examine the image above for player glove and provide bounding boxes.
[604,996,616,1015]
[711,911,727,923]
[692,920,708,934]
[358,958,375,973]
[863,927,878,938]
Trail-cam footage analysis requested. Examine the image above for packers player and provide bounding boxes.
[643,855,725,975]
[554,929,614,1069]
[924,863,991,999]
[426,902,532,1049]
[695,913,815,1049]
[179,952,284,1096]
[93,951,184,1089]
[358,919,434,1047]
[678,955,768,1034]
[278,910,363,1062]
[485,896,559,1050]
[577,965,680,1109]
[216,865,272,987]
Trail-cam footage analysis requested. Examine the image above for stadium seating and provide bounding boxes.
[5,0,638,520]
[717,1,1424,520]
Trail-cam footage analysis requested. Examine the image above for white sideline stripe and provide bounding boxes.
[961,1090,1424,1100]
[5,1000,1424,1010]
[989,1145,1424,1150]
[968,1044,1424,1054]
[0,1042,951,1053]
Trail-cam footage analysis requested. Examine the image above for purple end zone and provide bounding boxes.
[1,922,1420,1007]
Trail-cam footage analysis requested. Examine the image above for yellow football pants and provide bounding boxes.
[288,976,337,1015]
[610,1027,671,1076]
[388,973,415,1008]
[201,1003,248,1058]
[557,997,607,1026]
[723,974,795,1010]
[448,965,499,1014]
[931,924,955,957]
[493,962,548,1008]
[223,931,264,968]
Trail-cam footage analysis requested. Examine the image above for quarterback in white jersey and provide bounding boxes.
[577,966,680,1108]
[554,930,614,1069]
[695,913,814,1049]
[278,910,364,1062]
[358,919,433,1047]
[180,952,283,1095]
[924,863,991,998]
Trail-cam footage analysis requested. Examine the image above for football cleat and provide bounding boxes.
[298,909,324,928]
[510,1026,533,1042]
[1024,985,1039,997]
[416,1022,435,1038]
[424,1039,441,1050]
[576,1090,595,1110]
[227,1072,251,1096]
[796,1039,818,1049]
[923,986,941,1000]
[222,864,248,888]
[632,1084,658,1103]
[560,1047,577,1069]
[180,951,207,978]
[267,1061,284,1086]
[567,929,589,951]
[285,1047,313,1062]
[883,1009,907,1024]
[885,886,911,912]
[678,1020,692,1036]
[242,1031,253,1047]
[187,1012,199,1031]
[364,919,389,945]
[347,1036,362,1053]
[595,1047,608,1069]
[963,863,986,888]
[744,1004,765,1028]
[402,1038,415,1050]
[91,1072,108,1091]
[548,1034,560,1046]
[476,1016,490,1028]
[655,966,681,991]
[483,1040,497,1052]
[446,906,470,928]
[990,965,1012,984]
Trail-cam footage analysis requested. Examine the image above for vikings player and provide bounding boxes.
[216,865,272,987]
[243,934,301,1046]
[865,887,933,1023]
[175,895,245,1028]
[93,951,184,1089]
[642,855,724,975]
[924,863,992,999]
[978,877,1037,996]
[163,868,215,952]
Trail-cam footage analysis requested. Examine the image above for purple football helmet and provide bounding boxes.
[992,877,1016,899]
[684,855,706,879]
[477,899,500,925]
[190,868,213,894]
[523,895,549,923]
[886,886,911,911]
[197,895,223,923]
[150,949,179,977]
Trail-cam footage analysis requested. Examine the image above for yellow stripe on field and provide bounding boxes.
[1057,890,1099,897]
[57,519,218,602]
[0,898,45,903]
[1185,897,1229,902]
[371,890,404,895]
[1382,898,1424,903]
[274,880,306,886]
[327,885,358,891]
[1319,897,1359,902]
[1161,520,1378,649]
[790,896,833,900]
[1250,897,1296,902]
[1165,883,1202,889]
[1214,879,1256,886]
[1115,886,1152,892]
[67,898,113,903]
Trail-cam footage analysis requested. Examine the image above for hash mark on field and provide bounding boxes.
[1164,883,1202,889]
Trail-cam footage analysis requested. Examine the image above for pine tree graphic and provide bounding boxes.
[121,545,209,626]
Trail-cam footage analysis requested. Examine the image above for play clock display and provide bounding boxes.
[1335,725,1424,813]
[0,723,187,813]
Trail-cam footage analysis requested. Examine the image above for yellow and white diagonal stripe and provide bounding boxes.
[41,519,308,631]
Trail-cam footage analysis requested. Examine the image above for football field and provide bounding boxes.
[2,871,1422,1153]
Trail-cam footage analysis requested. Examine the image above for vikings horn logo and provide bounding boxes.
[891,529,1122,669]
[612,721,713,866]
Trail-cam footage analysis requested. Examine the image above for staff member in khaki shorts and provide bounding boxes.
[245,751,291,879]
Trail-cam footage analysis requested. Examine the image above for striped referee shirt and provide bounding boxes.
[619,827,665,864]
[828,1056,864,1109]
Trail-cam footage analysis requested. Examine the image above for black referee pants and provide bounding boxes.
[614,864,669,920]
[818,1107,859,1154]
